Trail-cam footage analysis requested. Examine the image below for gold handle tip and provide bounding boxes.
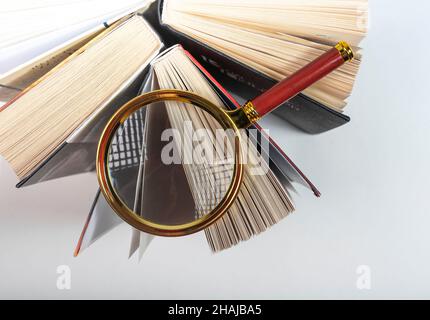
[242,101,261,124]
[335,41,354,62]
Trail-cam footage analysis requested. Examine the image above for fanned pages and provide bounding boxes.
[162,0,368,111]
[151,47,294,252]
[0,15,162,179]
[75,46,317,257]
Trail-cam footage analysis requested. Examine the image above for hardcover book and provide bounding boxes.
[75,45,320,256]
[142,0,368,134]
[0,10,343,257]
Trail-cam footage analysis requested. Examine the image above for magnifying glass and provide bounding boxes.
[97,41,354,236]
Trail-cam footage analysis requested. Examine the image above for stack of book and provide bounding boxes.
[0,0,368,258]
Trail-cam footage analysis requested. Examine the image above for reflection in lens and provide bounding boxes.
[107,99,236,227]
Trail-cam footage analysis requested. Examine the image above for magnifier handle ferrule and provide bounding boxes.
[249,41,354,119]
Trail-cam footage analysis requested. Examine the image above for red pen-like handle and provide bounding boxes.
[250,41,354,117]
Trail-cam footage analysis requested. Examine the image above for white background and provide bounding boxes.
[1,0,429,299]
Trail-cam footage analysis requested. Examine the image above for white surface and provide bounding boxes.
[0,0,429,299]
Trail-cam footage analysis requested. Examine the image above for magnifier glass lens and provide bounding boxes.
[107,99,237,227]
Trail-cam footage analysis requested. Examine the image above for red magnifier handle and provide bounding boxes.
[250,41,354,117]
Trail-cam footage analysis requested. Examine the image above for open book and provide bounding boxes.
[0,14,163,186]
[75,45,320,256]
[153,0,368,133]
[0,12,320,257]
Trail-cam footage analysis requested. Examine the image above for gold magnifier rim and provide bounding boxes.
[97,89,244,237]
